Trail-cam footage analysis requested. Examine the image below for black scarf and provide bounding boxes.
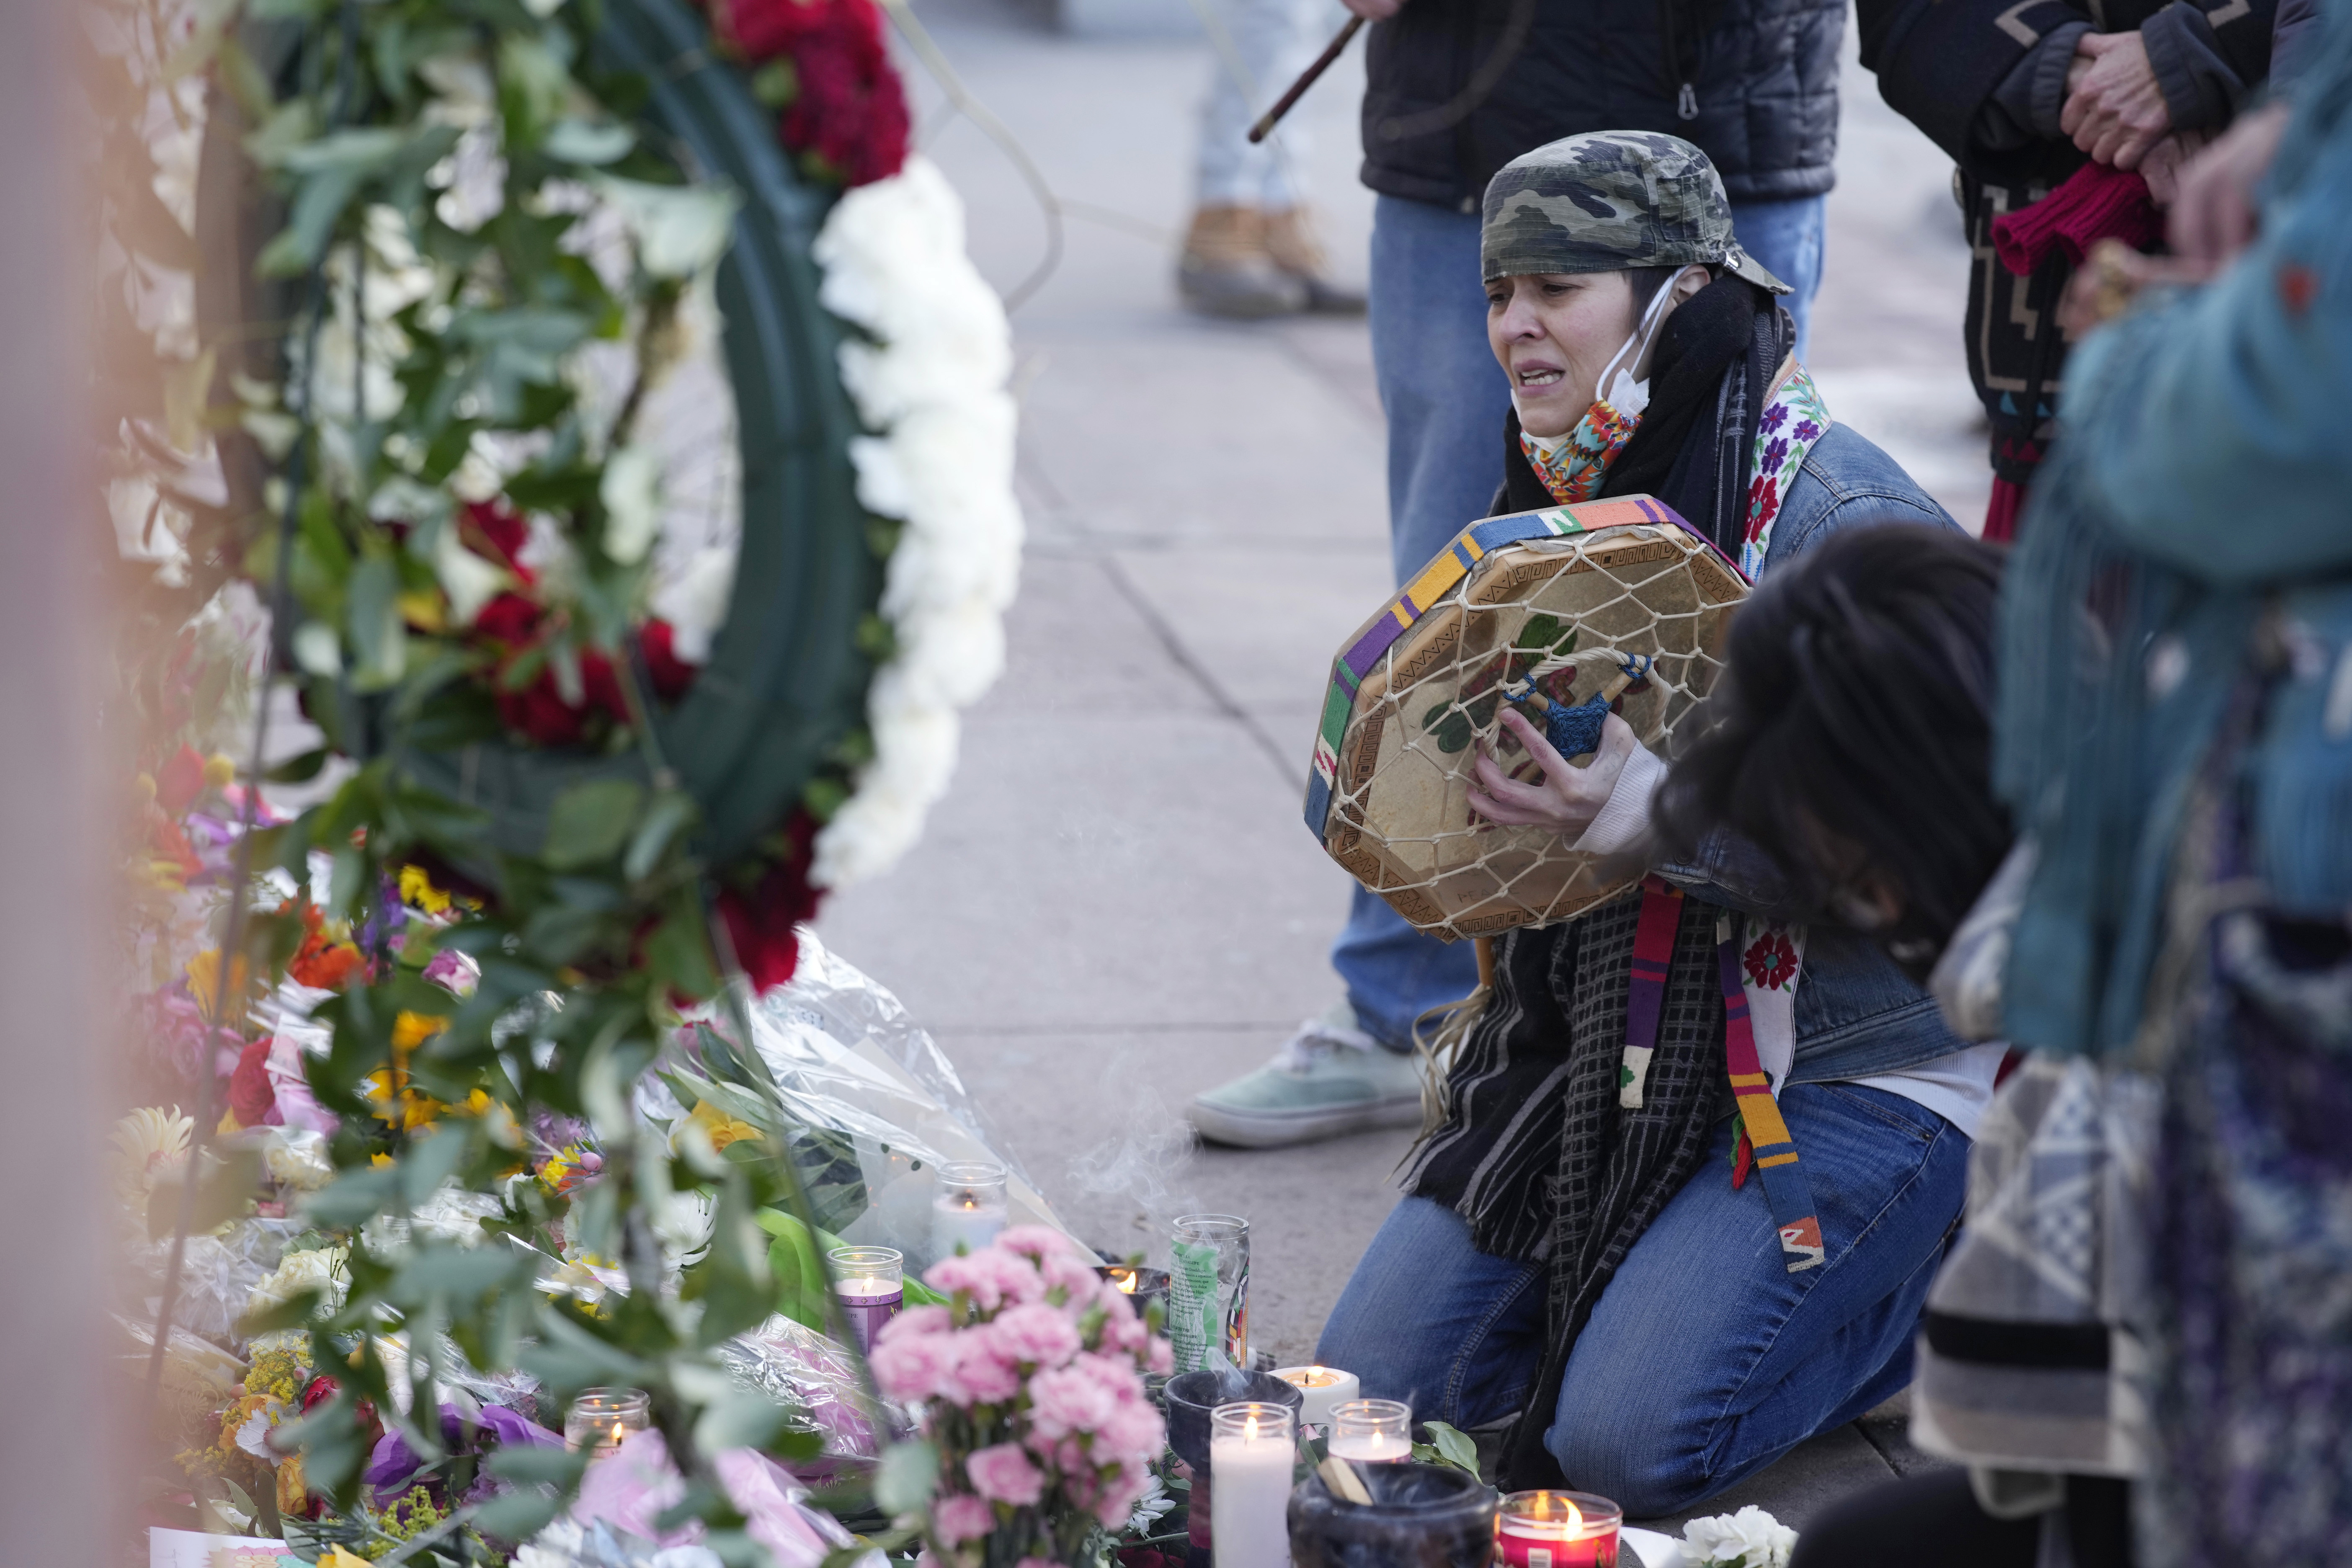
[1497,277,1793,555]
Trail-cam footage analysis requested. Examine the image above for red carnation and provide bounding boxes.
[640,620,699,703]
[777,1,909,186]
[713,0,841,58]
[227,1037,276,1128]
[496,672,591,748]
[473,592,543,647]
[461,500,531,573]
[716,813,823,991]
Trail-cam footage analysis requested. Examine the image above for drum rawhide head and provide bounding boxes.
[1303,495,1749,941]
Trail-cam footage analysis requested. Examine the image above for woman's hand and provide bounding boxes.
[2061,32,2172,169]
[1467,708,1637,839]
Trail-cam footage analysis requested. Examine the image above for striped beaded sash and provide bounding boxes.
[1620,877,1826,1274]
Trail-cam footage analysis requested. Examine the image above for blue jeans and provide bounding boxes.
[1316,1083,1964,1516]
[1334,192,1829,1048]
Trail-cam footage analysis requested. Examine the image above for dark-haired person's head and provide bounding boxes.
[1653,525,2010,978]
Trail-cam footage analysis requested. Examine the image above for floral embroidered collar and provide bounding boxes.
[1739,363,1832,581]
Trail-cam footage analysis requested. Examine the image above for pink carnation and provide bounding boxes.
[1145,1335,1173,1375]
[926,1246,1044,1312]
[990,1301,1082,1369]
[1096,1396,1167,1469]
[871,1328,956,1402]
[995,1225,1078,1261]
[1038,1250,1103,1300]
[933,1491,995,1545]
[878,1304,952,1341]
[1094,1463,1151,1528]
[1026,1351,1139,1440]
[942,1330,1022,1406]
[965,1440,1046,1506]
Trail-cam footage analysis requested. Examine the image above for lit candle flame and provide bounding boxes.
[1245,1414,1260,1440]
[610,1419,624,1447]
[1114,1270,1138,1293]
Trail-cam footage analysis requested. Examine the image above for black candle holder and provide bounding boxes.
[1163,1368,1307,1568]
[1098,1263,1171,1328]
[1288,1462,1499,1567]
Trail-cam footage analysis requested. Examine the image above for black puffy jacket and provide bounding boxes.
[1359,0,1845,210]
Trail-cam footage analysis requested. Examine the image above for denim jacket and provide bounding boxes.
[1657,417,1972,1083]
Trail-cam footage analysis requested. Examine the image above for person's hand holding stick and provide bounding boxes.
[1247,0,1400,144]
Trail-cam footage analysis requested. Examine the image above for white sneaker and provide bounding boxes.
[1186,1003,1429,1148]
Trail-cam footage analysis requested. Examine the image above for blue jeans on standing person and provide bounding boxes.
[1334,191,1828,1048]
[1316,1081,1963,1515]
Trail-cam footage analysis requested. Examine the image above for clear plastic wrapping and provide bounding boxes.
[641,926,1084,1271]
[714,1312,911,1468]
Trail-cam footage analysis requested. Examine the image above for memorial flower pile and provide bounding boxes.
[871,1228,1172,1565]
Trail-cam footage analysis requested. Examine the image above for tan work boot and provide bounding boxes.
[1264,206,1367,315]
[1178,204,1308,319]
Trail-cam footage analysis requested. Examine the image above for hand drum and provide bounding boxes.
[1302,496,1748,941]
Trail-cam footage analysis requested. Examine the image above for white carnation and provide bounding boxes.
[807,156,1023,892]
[1684,1506,1797,1568]
[247,1245,348,1319]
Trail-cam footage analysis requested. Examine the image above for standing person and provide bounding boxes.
[1855,0,2278,539]
[1187,0,1847,1147]
[1177,0,1366,317]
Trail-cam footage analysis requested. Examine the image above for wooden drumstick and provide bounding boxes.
[1248,15,1367,144]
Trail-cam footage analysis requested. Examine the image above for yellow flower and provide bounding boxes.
[391,1011,449,1051]
[184,949,252,1021]
[397,864,452,914]
[685,1098,761,1152]
[395,590,446,633]
[319,1548,371,1568]
[202,753,237,790]
[273,1450,309,1518]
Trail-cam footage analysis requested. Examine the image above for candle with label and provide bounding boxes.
[1209,1401,1296,1568]
[1326,1398,1411,1463]
[1271,1364,1361,1429]
[563,1387,651,1462]
[1497,1490,1621,1568]
[829,1245,903,1354]
[929,1161,1008,1259]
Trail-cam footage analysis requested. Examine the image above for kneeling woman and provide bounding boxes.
[1315,132,2002,1513]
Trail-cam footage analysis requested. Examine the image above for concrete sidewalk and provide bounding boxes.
[819,0,1977,1532]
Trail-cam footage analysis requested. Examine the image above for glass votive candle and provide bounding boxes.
[829,1245,903,1354]
[563,1387,651,1461]
[1208,1401,1297,1568]
[1497,1489,1622,1568]
[1327,1397,1412,1463]
[1271,1364,1361,1429]
[928,1161,1008,1259]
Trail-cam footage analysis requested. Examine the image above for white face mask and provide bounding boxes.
[1590,264,1700,420]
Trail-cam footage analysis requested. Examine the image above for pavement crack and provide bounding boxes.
[1098,552,1305,792]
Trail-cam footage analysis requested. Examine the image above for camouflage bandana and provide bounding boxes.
[1481,131,1792,295]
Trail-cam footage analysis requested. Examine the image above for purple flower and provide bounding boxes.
[1759,403,1789,433]
[1761,437,1790,472]
[1792,418,1822,442]
[362,1403,559,1498]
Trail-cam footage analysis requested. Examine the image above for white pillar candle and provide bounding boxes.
[1209,1401,1296,1568]
[1270,1365,1360,1430]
